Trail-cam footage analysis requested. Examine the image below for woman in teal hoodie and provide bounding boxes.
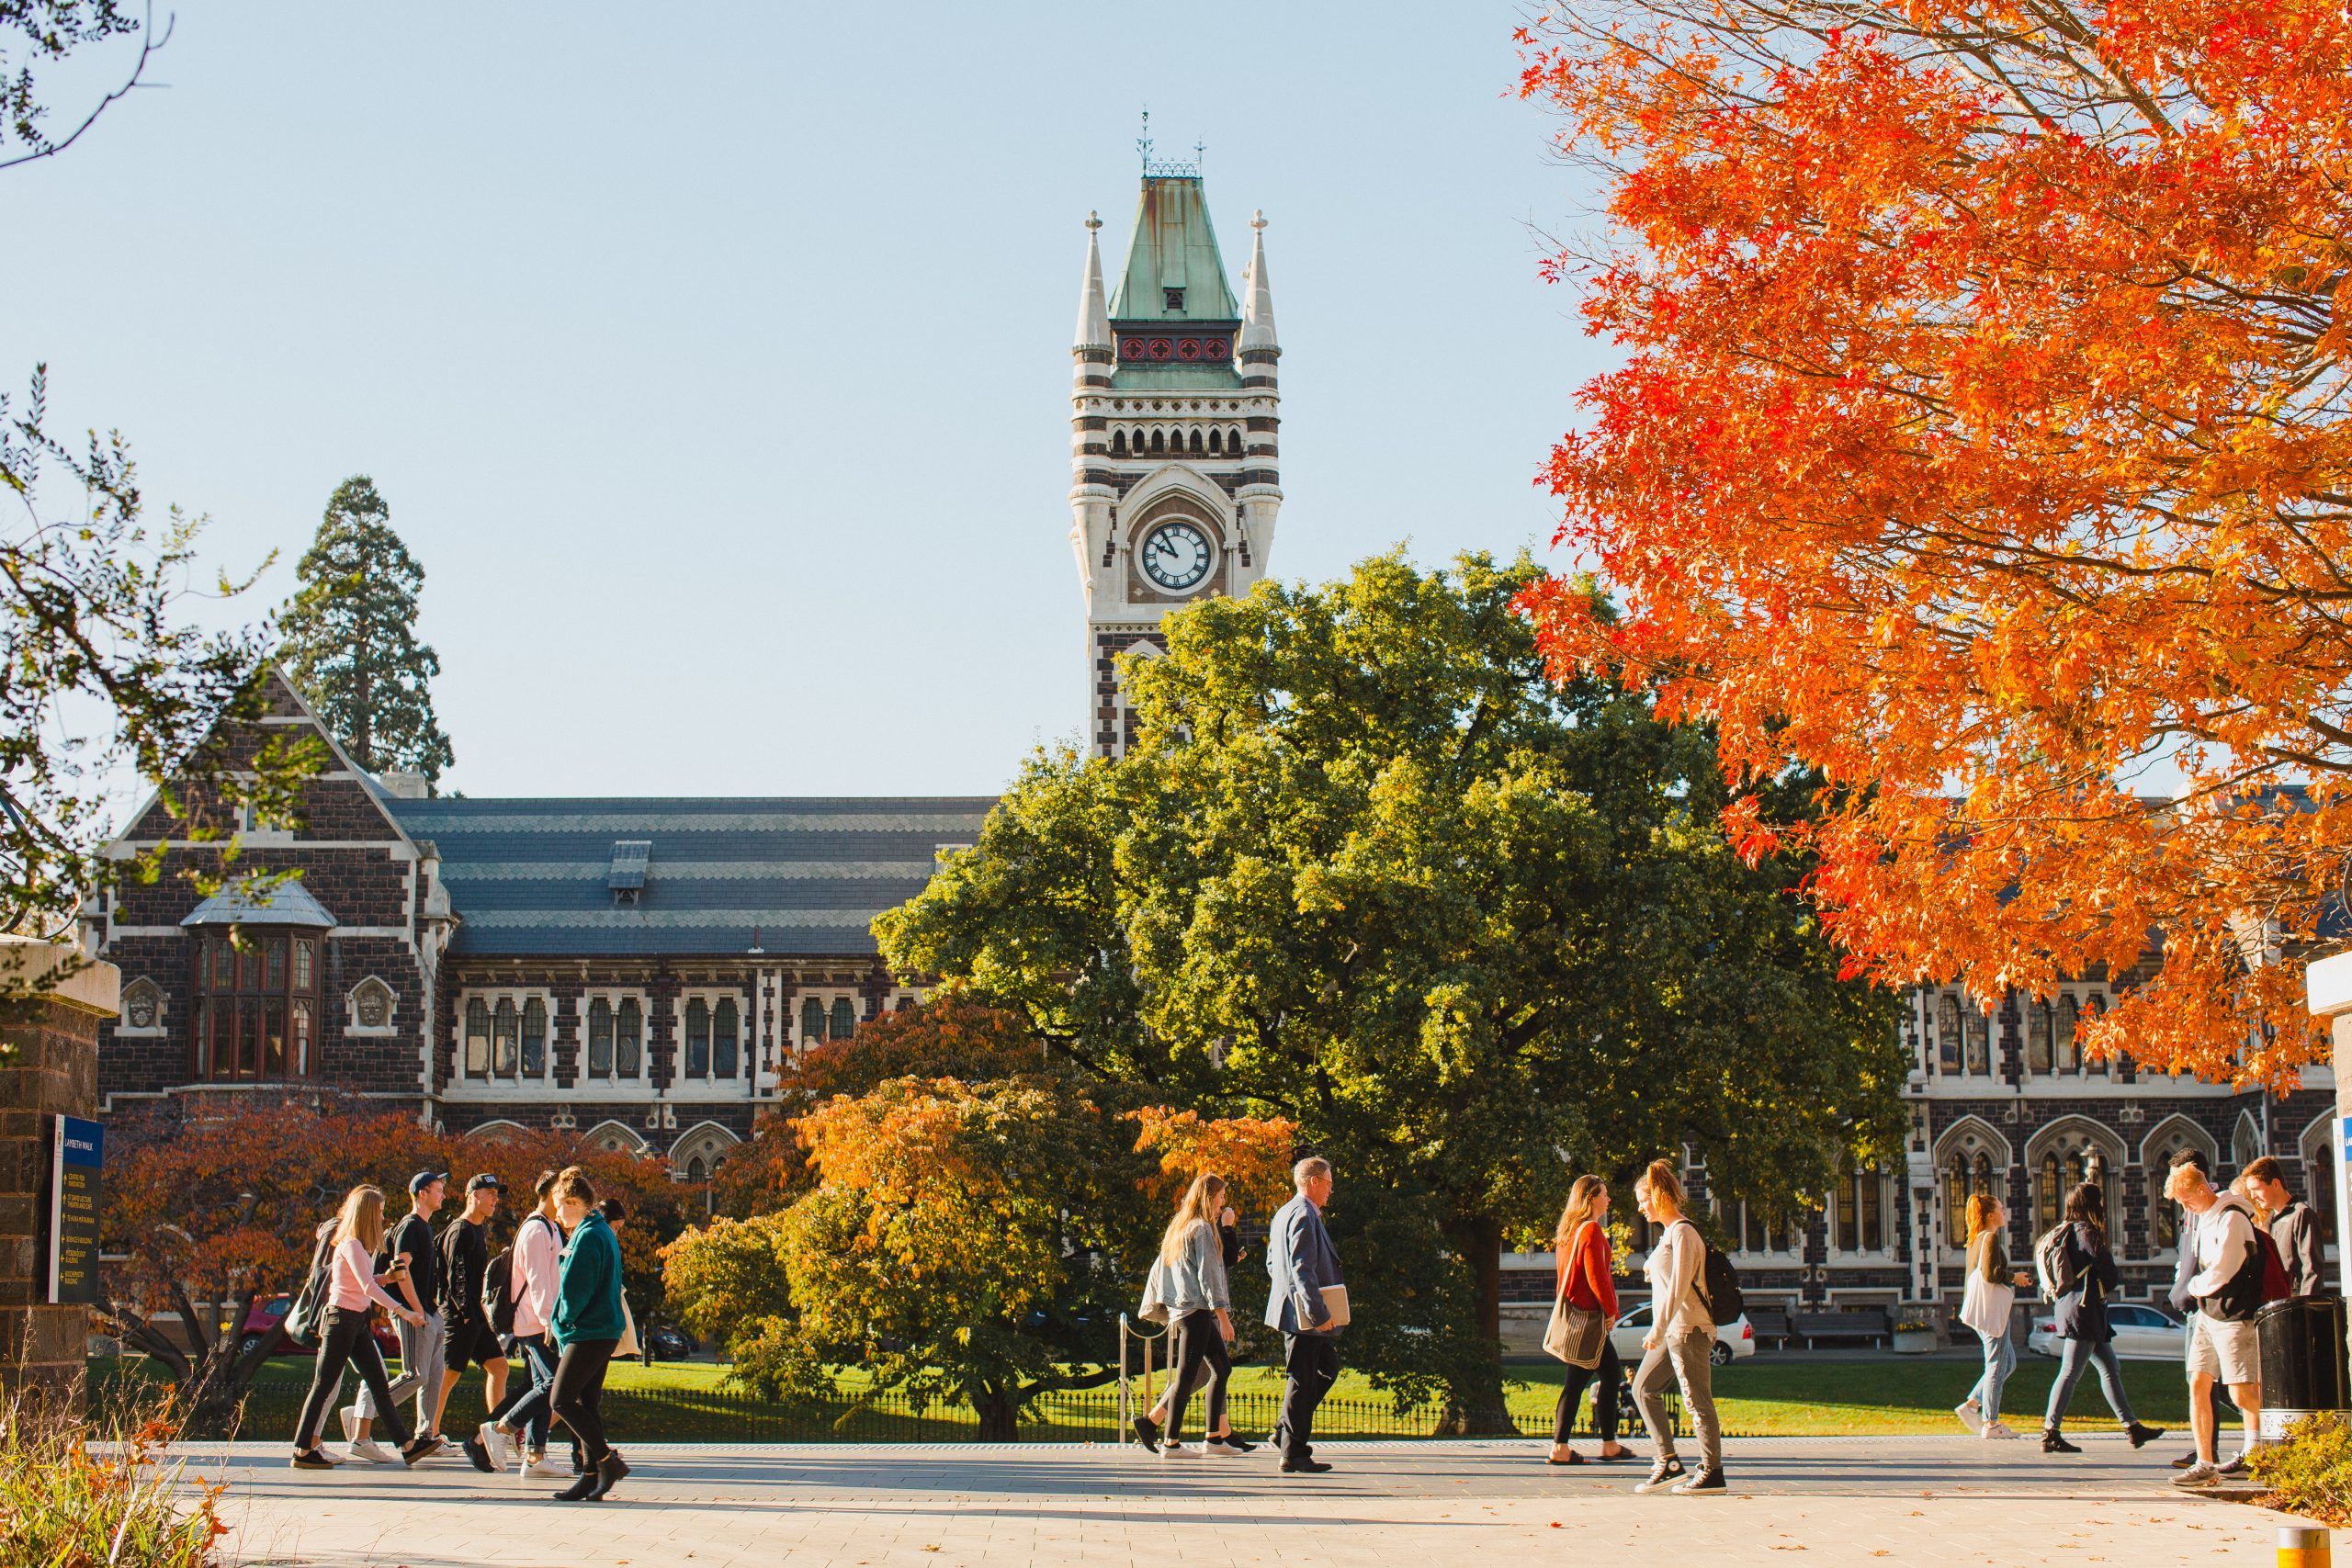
[548,1167,628,1501]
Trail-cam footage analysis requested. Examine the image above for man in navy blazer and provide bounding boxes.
[1265,1156,1344,1472]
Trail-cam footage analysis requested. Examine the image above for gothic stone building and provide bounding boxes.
[89,164,2338,1323]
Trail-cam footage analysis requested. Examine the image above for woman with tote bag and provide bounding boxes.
[1954,1192,2030,1439]
[1544,1175,1634,1465]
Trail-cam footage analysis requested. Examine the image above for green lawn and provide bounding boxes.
[99,1351,2201,1443]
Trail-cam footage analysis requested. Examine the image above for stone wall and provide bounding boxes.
[0,942,117,1411]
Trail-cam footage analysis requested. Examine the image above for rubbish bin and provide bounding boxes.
[2256,1296,2350,1441]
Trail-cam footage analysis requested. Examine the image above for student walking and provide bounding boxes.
[2039,1182,2165,1454]
[1265,1156,1345,1475]
[1955,1193,2030,1439]
[1628,1161,1724,1495]
[2168,1162,2267,1485]
[1132,1174,1249,1457]
[1134,1197,1250,1454]
[1546,1175,1634,1465]
[345,1170,449,1460]
[438,1174,509,1456]
[2244,1156,2324,1298]
[290,1186,436,1470]
[549,1166,630,1501]
[478,1170,568,1479]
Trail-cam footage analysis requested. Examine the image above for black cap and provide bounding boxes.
[466,1173,506,1194]
[409,1169,448,1195]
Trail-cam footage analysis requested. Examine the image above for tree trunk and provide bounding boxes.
[973,1380,1022,1442]
[1437,1210,1516,1436]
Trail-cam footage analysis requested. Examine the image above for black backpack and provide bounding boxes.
[484,1246,520,1336]
[283,1221,336,1349]
[1699,1235,1745,1324]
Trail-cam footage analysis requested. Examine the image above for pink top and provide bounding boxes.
[329,1235,404,1314]
[513,1211,561,1337]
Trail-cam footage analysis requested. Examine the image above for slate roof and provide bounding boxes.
[181,877,339,930]
[384,796,997,958]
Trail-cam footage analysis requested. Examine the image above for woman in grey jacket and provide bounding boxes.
[1134,1174,1251,1456]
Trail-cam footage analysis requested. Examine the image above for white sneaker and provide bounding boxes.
[477,1423,514,1472]
[1160,1442,1197,1459]
[522,1455,566,1479]
[1205,1438,1244,1455]
[1954,1400,1984,1435]
[2171,1461,2220,1487]
[1981,1420,2021,1439]
[345,1438,399,1466]
[338,1406,359,1444]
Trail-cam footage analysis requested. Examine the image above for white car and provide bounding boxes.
[1608,1302,1756,1366]
[2026,1302,2186,1360]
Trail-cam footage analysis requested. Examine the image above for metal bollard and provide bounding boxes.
[2280,1526,2332,1568]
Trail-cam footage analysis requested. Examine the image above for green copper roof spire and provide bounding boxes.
[1106,171,1239,324]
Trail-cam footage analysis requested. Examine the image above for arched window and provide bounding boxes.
[1938,995,1962,1074]
[2054,994,2081,1073]
[685,998,710,1077]
[466,998,491,1077]
[1964,1003,1991,1075]
[802,996,826,1042]
[2233,1114,2263,1176]
[1946,1154,1971,1243]
[588,998,614,1077]
[616,998,643,1077]
[1207,427,1223,454]
[1190,428,1204,453]
[291,999,311,1076]
[1150,428,1165,454]
[1228,426,1244,452]
[2083,994,2109,1075]
[522,997,547,1077]
[714,998,739,1077]
[831,997,856,1040]
[1112,429,1127,456]
[687,1156,706,1183]
[493,998,520,1077]
[2027,998,2053,1075]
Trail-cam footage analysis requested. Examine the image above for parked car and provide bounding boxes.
[2026,1302,2185,1360]
[1608,1302,1756,1366]
[235,1292,400,1360]
[645,1323,698,1361]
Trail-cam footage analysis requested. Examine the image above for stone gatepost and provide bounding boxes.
[0,938,118,1410]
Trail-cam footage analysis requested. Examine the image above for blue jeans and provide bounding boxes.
[2044,1336,2138,1430]
[1969,1326,2015,1423]
[491,1333,559,1452]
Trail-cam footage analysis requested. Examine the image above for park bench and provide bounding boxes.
[1745,1309,1792,1349]
[1789,1308,1892,1348]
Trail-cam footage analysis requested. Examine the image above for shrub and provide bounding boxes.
[0,1382,227,1567]
[2250,1413,2352,1525]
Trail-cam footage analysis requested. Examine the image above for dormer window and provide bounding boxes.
[1163,287,1185,311]
[608,840,650,906]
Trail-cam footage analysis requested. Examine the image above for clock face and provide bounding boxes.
[1140,521,1214,592]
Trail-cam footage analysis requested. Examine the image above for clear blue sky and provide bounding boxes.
[5,4,1606,799]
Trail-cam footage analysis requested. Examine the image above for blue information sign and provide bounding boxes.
[47,1114,102,1306]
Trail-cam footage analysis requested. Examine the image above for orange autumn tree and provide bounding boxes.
[1126,1106,1296,1215]
[1516,0,2352,1084]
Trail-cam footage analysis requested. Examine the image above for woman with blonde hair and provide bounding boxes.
[1628,1160,1724,1495]
[1954,1191,2031,1438]
[1132,1173,1250,1456]
[291,1185,434,1469]
[1547,1175,1634,1465]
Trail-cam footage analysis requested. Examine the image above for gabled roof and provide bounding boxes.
[1107,175,1239,323]
[383,795,996,958]
[181,877,338,930]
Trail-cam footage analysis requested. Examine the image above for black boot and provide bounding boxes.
[587,1452,631,1501]
[2042,1427,2081,1454]
[2127,1423,2167,1450]
[555,1469,600,1501]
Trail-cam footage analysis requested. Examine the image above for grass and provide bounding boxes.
[94,1349,2203,1443]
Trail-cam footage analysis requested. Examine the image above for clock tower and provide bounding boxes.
[1069,155,1281,758]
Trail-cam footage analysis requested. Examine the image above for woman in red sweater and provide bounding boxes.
[1549,1175,1635,1464]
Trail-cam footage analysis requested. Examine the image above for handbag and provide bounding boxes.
[615,1296,641,1360]
[1544,1222,1609,1368]
[1959,1270,2015,1339]
[1138,1257,1172,1325]
[282,1224,335,1350]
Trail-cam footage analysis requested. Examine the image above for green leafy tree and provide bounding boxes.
[879,551,1906,1429]
[278,476,454,784]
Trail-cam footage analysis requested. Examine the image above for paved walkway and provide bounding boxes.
[180,1437,2301,1567]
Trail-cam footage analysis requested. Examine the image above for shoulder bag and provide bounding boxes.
[1543,1222,1609,1368]
[1957,1235,2015,1338]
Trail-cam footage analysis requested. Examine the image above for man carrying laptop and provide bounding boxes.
[1265,1156,1346,1475]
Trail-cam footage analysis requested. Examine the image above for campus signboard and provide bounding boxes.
[47,1113,102,1305]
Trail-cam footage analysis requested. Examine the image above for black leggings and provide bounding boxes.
[1166,1310,1232,1440]
[550,1337,619,1467]
[1552,1337,1624,1444]
[295,1309,409,1452]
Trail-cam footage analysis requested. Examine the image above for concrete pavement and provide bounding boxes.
[177,1436,2303,1567]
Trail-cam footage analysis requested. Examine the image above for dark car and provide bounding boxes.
[644,1323,697,1361]
[237,1293,400,1360]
